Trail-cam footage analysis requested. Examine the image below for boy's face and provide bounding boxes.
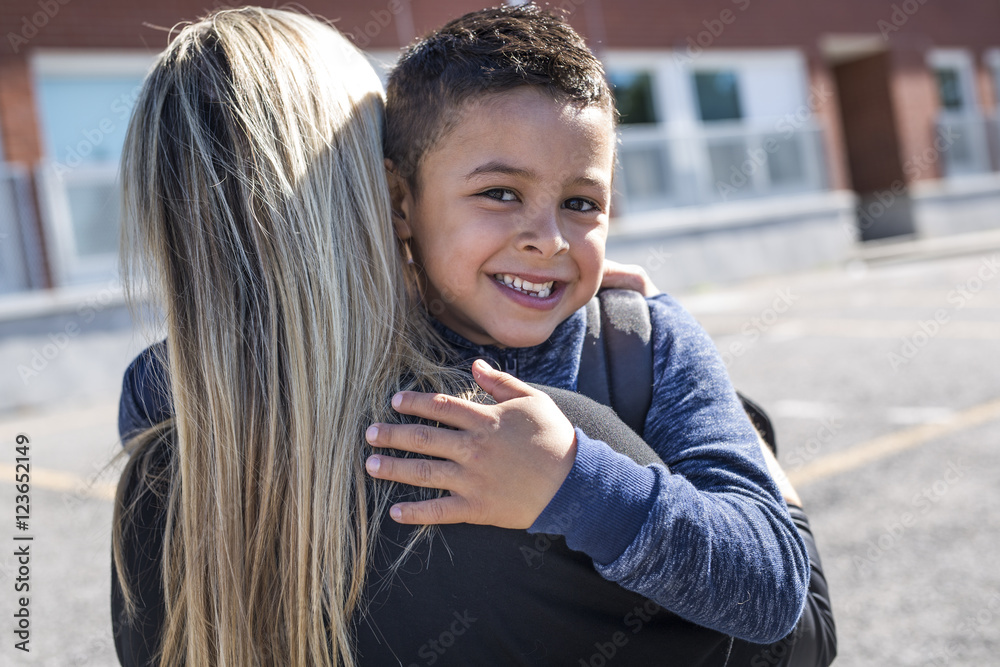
[394,87,615,348]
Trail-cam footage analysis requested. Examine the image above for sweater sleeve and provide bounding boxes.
[118,341,172,443]
[530,293,809,643]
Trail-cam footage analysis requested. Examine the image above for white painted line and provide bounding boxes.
[788,397,1000,487]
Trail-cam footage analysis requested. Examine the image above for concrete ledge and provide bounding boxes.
[912,174,1000,238]
[854,227,1000,265]
[0,282,125,324]
[607,190,858,292]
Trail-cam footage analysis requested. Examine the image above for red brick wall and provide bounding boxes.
[888,45,942,182]
[0,55,41,163]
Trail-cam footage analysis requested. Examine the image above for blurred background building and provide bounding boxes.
[1,0,998,294]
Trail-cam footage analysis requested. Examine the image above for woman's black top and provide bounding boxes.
[112,383,834,666]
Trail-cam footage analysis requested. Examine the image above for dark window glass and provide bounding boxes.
[935,68,965,111]
[694,71,742,122]
[609,71,658,125]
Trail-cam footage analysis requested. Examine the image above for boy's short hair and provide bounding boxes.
[385,3,614,190]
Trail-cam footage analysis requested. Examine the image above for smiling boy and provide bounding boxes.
[394,85,613,349]
[364,4,809,644]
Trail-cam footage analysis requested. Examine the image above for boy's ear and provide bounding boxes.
[385,158,413,240]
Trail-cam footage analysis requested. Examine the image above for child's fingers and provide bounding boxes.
[365,452,460,491]
[385,495,473,525]
[366,422,470,460]
[601,260,660,296]
[471,359,534,403]
[390,390,485,430]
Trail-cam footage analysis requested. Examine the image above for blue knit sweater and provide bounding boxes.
[428,293,809,643]
[118,293,808,644]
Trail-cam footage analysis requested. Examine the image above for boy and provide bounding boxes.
[362,3,809,644]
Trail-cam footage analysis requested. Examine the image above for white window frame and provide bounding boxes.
[31,50,154,287]
[604,49,825,214]
[928,49,981,115]
[927,48,992,177]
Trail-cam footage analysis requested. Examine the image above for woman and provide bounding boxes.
[112,8,476,665]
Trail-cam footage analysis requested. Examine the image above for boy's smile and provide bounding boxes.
[393,87,616,348]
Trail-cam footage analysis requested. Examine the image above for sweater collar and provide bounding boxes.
[427,308,587,389]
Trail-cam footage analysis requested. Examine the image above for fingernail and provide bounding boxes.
[390,506,402,520]
[366,456,380,474]
[366,425,378,441]
[392,393,402,409]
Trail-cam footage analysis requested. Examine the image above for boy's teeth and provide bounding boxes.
[493,273,555,297]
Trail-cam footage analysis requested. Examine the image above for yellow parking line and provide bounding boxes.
[0,463,117,501]
[788,397,1000,487]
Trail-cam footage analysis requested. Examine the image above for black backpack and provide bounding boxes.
[577,288,777,453]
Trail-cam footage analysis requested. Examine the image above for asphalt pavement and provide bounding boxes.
[1,235,999,665]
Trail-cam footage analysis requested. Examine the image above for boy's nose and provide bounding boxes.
[517,209,569,258]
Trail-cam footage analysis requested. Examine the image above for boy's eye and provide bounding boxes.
[563,197,600,213]
[480,188,519,202]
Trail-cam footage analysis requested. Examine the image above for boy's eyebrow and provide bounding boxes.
[466,161,610,190]
[465,161,535,181]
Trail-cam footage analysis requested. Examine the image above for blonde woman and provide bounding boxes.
[111,8,479,665]
[113,8,643,665]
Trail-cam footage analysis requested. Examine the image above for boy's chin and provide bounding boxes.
[488,327,558,349]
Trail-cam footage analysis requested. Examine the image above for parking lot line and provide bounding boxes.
[788,396,1000,487]
[0,462,117,500]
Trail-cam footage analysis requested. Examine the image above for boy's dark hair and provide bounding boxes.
[385,3,614,190]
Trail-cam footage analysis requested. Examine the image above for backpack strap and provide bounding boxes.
[578,289,653,437]
[578,289,778,454]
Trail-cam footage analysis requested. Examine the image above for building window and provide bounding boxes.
[605,50,826,215]
[610,71,658,125]
[934,68,965,111]
[694,70,742,122]
[928,49,992,178]
[32,52,151,286]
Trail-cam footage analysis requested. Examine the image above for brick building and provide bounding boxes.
[1,0,998,293]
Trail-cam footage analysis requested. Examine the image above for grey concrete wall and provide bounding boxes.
[912,175,1000,238]
[606,191,858,292]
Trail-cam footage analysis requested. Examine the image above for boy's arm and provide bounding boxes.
[119,341,172,442]
[531,293,809,643]
[365,354,807,643]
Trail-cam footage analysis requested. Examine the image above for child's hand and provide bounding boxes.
[601,259,660,296]
[364,359,577,529]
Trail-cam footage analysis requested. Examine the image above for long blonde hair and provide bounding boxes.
[113,7,469,665]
